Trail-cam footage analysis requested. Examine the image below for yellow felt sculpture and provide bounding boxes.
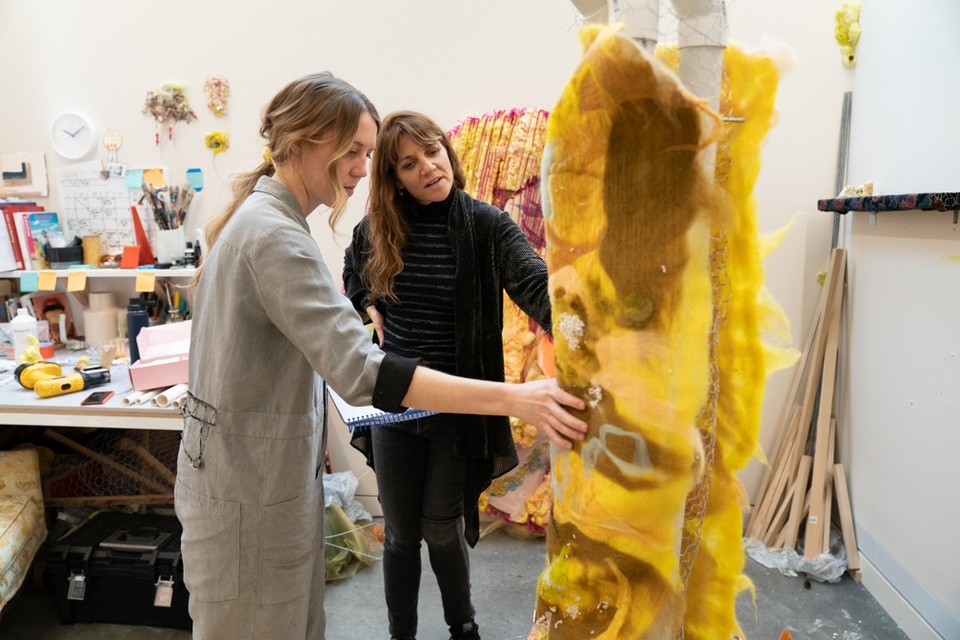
[534,25,793,639]
[535,24,723,639]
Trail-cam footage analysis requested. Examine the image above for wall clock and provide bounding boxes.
[50,112,97,160]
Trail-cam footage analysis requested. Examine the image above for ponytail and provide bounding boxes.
[187,160,274,291]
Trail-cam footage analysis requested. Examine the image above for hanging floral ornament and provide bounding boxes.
[203,74,230,117]
[204,131,230,155]
[142,82,198,146]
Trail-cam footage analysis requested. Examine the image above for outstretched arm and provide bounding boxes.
[402,366,588,449]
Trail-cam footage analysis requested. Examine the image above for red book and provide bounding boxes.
[1,208,24,270]
[0,203,43,271]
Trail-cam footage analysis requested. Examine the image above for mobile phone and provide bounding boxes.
[81,390,115,406]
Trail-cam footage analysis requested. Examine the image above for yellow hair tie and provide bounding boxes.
[262,147,273,165]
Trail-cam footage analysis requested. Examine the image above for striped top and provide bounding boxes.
[381,196,456,373]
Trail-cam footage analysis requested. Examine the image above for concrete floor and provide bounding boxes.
[0,526,908,640]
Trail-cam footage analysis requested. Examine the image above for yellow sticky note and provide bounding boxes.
[144,168,165,187]
[67,270,87,292]
[38,270,58,291]
[135,271,156,292]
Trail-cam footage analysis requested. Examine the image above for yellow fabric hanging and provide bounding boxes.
[533,25,794,639]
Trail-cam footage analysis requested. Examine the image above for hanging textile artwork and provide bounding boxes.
[532,24,795,639]
[447,109,557,536]
[142,82,198,146]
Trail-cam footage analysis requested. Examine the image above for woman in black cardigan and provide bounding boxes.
[343,111,557,640]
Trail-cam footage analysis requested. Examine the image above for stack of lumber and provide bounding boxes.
[745,247,861,581]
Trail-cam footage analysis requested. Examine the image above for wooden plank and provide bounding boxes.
[773,524,787,550]
[747,296,824,532]
[774,487,810,550]
[785,248,845,537]
[762,480,794,547]
[821,418,837,552]
[748,406,802,538]
[821,474,834,552]
[834,463,861,572]
[749,250,843,537]
[783,454,813,550]
[757,416,807,545]
[804,251,847,558]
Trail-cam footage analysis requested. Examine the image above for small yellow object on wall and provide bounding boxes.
[835,1,862,67]
[204,131,230,155]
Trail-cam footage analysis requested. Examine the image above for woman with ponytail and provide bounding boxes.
[176,74,587,640]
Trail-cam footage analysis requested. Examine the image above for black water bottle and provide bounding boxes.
[126,298,150,365]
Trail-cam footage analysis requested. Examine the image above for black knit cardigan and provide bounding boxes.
[343,188,552,546]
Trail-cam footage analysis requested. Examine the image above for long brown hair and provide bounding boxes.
[364,111,466,303]
[190,72,378,289]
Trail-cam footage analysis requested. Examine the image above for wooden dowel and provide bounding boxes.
[118,436,176,486]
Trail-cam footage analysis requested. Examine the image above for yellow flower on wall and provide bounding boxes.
[835,1,862,67]
[204,131,230,155]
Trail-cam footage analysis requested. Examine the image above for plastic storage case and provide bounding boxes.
[44,511,191,630]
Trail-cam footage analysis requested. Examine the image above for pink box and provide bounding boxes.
[128,320,191,391]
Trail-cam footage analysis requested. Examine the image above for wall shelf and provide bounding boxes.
[0,268,196,279]
[818,192,960,226]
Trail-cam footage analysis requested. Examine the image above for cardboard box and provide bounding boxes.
[128,321,190,391]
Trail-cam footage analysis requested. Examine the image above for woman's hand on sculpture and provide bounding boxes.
[508,378,588,450]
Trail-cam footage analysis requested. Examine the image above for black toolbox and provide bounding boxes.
[44,511,192,630]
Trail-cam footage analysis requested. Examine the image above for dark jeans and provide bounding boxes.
[371,417,474,638]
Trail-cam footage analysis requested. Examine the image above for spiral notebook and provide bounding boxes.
[326,386,437,432]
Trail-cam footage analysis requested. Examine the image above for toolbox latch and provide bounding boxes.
[66,571,86,601]
[154,575,175,608]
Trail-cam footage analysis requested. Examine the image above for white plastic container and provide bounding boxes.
[11,308,39,363]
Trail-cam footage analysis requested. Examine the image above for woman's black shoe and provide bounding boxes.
[449,621,480,640]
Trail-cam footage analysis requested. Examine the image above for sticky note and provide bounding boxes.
[144,168,165,187]
[135,271,156,292]
[120,245,140,269]
[38,270,58,291]
[125,169,144,189]
[186,168,204,192]
[19,271,38,292]
[67,270,87,291]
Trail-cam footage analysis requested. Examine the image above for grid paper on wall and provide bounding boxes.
[55,161,154,253]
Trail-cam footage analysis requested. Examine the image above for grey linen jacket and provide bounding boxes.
[176,176,416,639]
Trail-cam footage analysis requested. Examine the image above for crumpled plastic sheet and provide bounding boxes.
[323,470,371,523]
[743,529,848,583]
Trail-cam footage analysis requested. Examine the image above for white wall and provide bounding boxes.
[0,0,585,268]
[3,0,952,636]
[837,3,960,639]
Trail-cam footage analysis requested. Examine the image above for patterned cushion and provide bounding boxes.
[0,449,47,613]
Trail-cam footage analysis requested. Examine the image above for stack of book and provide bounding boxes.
[0,199,58,272]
